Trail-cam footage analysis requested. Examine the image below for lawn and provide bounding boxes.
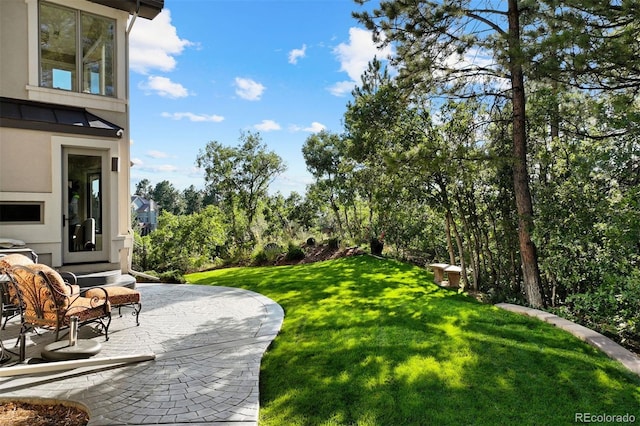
[187,255,640,425]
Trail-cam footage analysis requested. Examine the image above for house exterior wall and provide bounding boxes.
[0,1,29,100]
[0,128,52,193]
[0,0,139,271]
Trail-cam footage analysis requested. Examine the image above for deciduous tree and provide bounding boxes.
[196,131,286,243]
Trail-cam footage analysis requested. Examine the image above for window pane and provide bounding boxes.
[40,2,77,91]
[0,203,43,223]
[82,13,115,96]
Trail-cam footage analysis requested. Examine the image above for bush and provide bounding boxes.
[370,237,384,256]
[328,237,340,249]
[558,270,640,351]
[253,250,269,265]
[264,243,282,262]
[135,270,159,283]
[224,244,254,266]
[285,243,305,261]
[158,270,187,284]
[140,207,227,273]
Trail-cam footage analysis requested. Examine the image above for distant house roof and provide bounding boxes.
[88,0,164,19]
[131,195,157,213]
[0,97,123,139]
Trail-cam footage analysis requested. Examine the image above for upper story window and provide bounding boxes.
[39,1,115,97]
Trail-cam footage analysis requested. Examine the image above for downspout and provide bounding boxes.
[126,1,139,33]
[125,2,142,276]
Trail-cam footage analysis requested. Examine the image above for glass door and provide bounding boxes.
[63,148,108,263]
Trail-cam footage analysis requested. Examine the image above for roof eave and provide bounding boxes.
[88,0,164,20]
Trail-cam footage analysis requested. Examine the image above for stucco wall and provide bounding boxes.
[0,128,52,193]
[0,0,29,100]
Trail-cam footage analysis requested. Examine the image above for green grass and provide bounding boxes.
[187,256,640,425]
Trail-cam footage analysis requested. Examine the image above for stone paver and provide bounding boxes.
[0,283,284,425]
[496,303,640,377]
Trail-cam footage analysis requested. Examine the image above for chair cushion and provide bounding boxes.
[85,286,140,306]
[9,264,75,311]
[65,297,111,324]
[0,253,34,271]
[30,264,72,297]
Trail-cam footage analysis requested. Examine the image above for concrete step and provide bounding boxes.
[60,262,120,275]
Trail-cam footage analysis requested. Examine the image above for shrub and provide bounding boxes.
[370,237,384,256]
[158,270,186,284]
[328,237,340,249]
[253,250,269,265]
[559,270,640,350]
[285,243,305,261]
[264,243,282,262]
[135,270,159,283]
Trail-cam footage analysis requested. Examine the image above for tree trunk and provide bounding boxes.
[444,212,456,265]
[330,195,343,236]
[508,0,545,308]
[455,191,476,290]
[451,215,467,289]
[437,175,457,265]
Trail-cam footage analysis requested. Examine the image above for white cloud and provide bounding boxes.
[305,122,326,132]
[146,150,169,159]
[132,163,178,173]
[288,44,307,64]
[187,166,206,179]
[448,47,495,70]
[328,80,356,97]
[131,157,143,166]
[129,9,194,74]
[234,77,265,101]
[139,76,189,98]
[254,119,281,132]
[330,27,394,97]
[439,47,507,89]
[161,112,224,122]
[290,122,326,133]
[151,164,179,173]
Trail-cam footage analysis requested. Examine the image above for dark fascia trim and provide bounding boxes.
[0,117,120,138]
[88,0,164,20]
[0,97,123,139]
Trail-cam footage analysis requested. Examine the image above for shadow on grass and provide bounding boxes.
[187,256,640,425]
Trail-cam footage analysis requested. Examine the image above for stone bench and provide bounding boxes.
[429,263,450,284]
[444,265,462,288]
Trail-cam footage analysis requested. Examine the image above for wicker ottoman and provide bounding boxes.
[86,286,141,326]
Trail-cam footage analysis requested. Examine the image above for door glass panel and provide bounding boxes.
[67,154,102,252]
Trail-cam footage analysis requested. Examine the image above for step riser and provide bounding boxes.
[75,271,136,290]
[61,263,121,275]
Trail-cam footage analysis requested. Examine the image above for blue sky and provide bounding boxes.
[128,0,392,196]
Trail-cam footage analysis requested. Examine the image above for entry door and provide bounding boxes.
[63,148,109,263]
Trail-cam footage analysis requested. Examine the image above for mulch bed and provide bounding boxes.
[0,401,89,426]
[274,244,364,266]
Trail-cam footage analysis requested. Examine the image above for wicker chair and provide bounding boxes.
[5,264,112,344]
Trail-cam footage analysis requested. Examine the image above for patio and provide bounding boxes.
[0,283,284,425]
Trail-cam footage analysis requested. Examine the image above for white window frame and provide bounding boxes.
[25,0,128,112]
